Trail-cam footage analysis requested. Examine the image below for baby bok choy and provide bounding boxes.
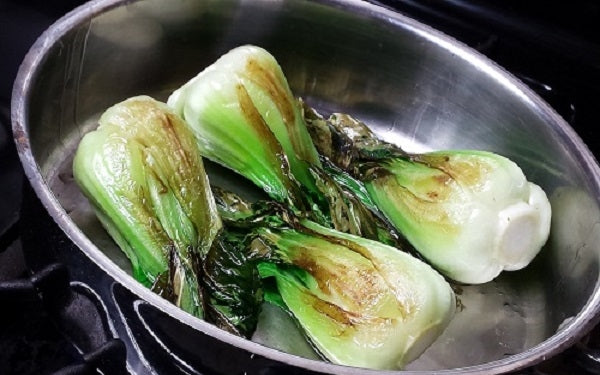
[168,45,401,247]
[213,190,456,370]
[168,45,320,210]
[305,109,552,284]
[73,96,222,317]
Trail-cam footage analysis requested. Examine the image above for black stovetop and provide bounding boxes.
[1,1,600,374]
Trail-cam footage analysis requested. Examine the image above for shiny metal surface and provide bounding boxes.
[11,0,600,373]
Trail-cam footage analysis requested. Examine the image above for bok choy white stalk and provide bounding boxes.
[73,96,222,317]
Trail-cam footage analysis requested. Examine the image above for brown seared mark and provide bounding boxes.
[300,291,358,337]
[294,254,361,300]
[298,228,415,318]
[293,247,384,309]
[359,165,394,182]
[132,101,204,236]
[301,291,392,338]
[160,113,195,170]
[236,83,285,159]
[245,58,295,125]
[148,168,169,194]
[424,173,452,201]
[135,103,196,196]
[157,111,215,224]
[433,173,451,185]
[450,159,487,186]
[427,191,439,199]
[421,154,486,186]
[311,297,355,327]
[237,83,304,205]
[294,255,335,295]
[244,58,308,158]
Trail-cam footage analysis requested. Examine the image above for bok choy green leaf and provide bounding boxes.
[201,227,264,337]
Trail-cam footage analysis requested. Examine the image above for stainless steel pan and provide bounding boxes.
[12,0,600,373]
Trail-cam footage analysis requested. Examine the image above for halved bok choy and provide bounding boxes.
[168,45,320,209]
[213,190,456,370]
[305,109,552,284]
[73,96,222,317]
